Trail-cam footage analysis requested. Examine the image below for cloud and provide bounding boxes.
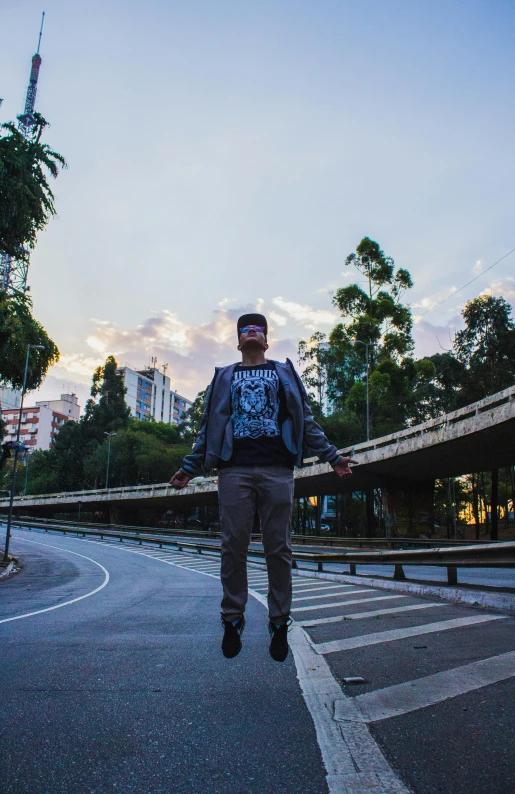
[480,276,515,304]
[35,294,353,405]
[412,286,458,314]
[271,297,338,330]
[269,310,287,327]
[472,259,484,275]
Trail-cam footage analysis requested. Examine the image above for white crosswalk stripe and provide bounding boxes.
[292,583,357,593]
[297,602,449,627]
[292,594,406,613]
[313,614,508,655]
[334,650,515,724]
[293,589,366,602]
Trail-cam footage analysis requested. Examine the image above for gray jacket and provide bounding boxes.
[180,358,341,476]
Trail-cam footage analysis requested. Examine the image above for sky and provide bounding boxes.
[2,0,515,410]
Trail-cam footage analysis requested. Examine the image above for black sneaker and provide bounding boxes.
[221,616,245,658]
[269,619,292,662]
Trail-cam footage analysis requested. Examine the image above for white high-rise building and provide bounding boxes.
[117,367,193,425]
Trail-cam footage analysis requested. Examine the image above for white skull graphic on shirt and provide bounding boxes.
[231,368,280,439]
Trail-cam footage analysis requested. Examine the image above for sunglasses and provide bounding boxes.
[240,325,265,334]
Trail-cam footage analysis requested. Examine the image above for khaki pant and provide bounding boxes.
[218,465,294,624]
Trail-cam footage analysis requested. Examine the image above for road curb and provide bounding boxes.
[291,568,515,615]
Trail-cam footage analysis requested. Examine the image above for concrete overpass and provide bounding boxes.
[2,385,514,533]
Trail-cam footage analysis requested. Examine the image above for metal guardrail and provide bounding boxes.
[5,518,515,586]
[6,515,503,550]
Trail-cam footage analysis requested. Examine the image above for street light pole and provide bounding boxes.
[104,432,116,490]
[317,341,330,413]
[23,449,30,496]
[355,340,377,442]
[3,344,45,562]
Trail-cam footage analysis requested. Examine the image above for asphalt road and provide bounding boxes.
[0,529,326,794]
[2,526,515,794]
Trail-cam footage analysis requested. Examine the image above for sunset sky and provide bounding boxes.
[2,0,514,409]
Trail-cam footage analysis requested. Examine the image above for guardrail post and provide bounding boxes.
[349,563,356,575]
[447,565,458,585]
[317,561,323,572]
[394,564,405,580]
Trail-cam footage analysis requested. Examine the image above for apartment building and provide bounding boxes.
[1,393,80,451]
[117,366,193,425]
[0,385,22,410]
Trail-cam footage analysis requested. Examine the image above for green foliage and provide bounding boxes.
[299,239,515,449]
[0,114,67,261]
[179,387,208,443]
[82,427,190,489]
[0,114,63,391]
[299,237,418,443]
[454,295,515,403]
[0,290,59,389]
[82,355,131,442]
[334,236,414,358]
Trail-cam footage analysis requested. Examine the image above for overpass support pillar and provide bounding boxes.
[383,480,435,538]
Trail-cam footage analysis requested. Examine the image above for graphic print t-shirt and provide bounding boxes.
[221,362,294,468]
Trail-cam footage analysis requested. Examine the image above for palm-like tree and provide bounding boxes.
[0,113,67,261]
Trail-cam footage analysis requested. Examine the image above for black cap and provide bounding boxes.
[237,313,268,338]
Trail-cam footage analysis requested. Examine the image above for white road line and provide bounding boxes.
[247,585,409,793]
[176,560,215,566]
[292,584,357,594]
[149,556,184,561]
[0,537,110,625]
[298,602,449,627]
[313,614,508,655]
[294,589,367,603]
[179,562,220,569]
[334,650,515,724]
[292,594,405,613]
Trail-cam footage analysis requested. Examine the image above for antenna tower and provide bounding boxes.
[0,12,46,296]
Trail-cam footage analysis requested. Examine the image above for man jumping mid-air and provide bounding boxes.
[170,313,355,662]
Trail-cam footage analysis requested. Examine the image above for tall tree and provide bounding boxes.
[0,114,66,261]
[82,356,131,442]
[453,295,515,403]
[299,237,428,441]
[179,387,208,443]
[0,291,59,389]
[0,114,64,389]
[334,236,414,357]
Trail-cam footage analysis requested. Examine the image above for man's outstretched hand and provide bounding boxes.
[169,470,191,489]
[333,457,358,479]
